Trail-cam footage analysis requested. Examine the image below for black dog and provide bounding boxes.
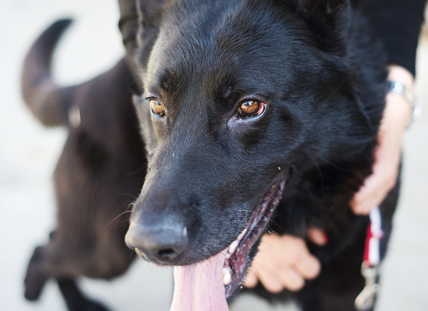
[123,0,399,310]
[21,20,146,311]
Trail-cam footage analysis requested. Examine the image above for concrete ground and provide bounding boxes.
[0,1,427,310]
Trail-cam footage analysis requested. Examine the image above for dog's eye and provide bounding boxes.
[150,99,165,117]
[236,100,265,118]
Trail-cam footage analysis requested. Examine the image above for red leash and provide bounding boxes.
[355,206,383,310]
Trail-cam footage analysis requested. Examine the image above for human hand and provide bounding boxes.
[350,65,413,215]
[243,228,327,293]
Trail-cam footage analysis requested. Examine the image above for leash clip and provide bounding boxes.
[354,261,380,310]
[355,206,382,311]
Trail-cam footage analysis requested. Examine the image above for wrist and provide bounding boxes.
[386,65,418,127]
[383,93,411,131]
[387,65,413,89]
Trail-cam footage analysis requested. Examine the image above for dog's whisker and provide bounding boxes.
[313,160,324,197]
[315,157,349,172]
[236,210,282,231]
[259,240,276,250]
[227,215,282,236]
[126,165,147,177]
[132,69,163,79]
[246,224,281,236]
[319,73,351,105]
[115,219,133,224]
[103,210,133,229]
[117,193,138,200]
[126,77,143,93]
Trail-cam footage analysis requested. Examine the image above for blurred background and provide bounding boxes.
[0,0,427,310]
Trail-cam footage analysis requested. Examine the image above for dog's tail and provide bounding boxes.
[21,19,76,127]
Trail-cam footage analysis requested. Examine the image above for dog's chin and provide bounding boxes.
[223,175,287,299]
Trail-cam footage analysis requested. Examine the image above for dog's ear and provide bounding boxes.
[253,0,350,55]
[130,0,167,71]
[291,0,351,54]
[292,0,349,15]
[135,0,166,44]
[118,0,166,64]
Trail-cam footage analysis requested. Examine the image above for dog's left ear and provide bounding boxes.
[291,0,351,55]
[248,0,351,54]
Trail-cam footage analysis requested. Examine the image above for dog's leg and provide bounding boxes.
[24,242,113,311]
[58,278,110,311]
[24,229,61,300]
[24,234,84,302]
[24,246,51,300]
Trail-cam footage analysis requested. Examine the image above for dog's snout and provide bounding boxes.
[125,220,188,264]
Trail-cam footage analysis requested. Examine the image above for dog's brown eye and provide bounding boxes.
[236,100,265,118]
[150,100,165,117]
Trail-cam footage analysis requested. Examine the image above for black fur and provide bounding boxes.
[126,0,398,310]
[22,0,399,309]
[22,20,146,310]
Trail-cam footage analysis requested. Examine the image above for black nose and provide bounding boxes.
[125,218,188,264]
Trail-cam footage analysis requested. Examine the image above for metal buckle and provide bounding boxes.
[355,261,380,311]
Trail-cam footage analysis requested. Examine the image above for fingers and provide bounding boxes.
[245,254,305,292]
[243,234,321,293]
[256,265,286,293]
[243,268,258,288]
[260,264,304,292]
[307,227,328,246]
[277,265,305,291]
[351,173,389,215]
[350,143,398,215]
[287,237,320,280]
[293,251,321,280]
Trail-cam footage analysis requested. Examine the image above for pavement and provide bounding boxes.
[0,1,427,310]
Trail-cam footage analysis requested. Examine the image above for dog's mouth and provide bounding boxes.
[222,177,286,298]
[170,174,287,311]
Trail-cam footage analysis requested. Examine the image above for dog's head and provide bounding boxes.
[125,0,383,301]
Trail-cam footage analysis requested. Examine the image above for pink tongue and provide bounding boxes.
[170,250,229,311]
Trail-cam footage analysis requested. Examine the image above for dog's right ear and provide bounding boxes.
[118,0,165,63]
[135,0,166,28]
[126,0,167,76]
[135,0,167,47]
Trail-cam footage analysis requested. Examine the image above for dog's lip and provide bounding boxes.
[223,171,288,299]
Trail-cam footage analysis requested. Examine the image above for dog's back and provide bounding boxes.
[21,20,146,310]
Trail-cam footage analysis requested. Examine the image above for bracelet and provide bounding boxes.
[385,80,421,127]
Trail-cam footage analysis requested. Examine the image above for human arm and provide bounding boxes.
[351,0,426,214]
[351,65,413,214]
